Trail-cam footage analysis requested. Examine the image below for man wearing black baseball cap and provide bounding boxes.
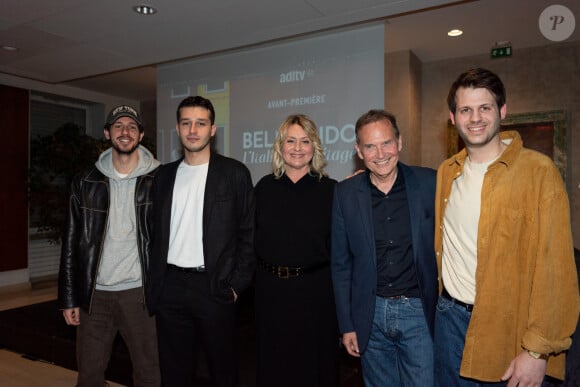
[106,105,143,128]
[59,105,161,386]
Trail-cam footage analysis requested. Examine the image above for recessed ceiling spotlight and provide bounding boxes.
[133,5,157,15]
[1,45,18,52]
[447,29,463,37]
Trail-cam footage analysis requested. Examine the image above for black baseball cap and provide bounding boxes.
[105,105,143,128]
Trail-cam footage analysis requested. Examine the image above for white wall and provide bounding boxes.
[0,73,139,119]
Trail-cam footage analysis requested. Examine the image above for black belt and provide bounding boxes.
[442,288,474,312]
[381,295,410,300]
[167,263,206,273]
[258,258,329,279]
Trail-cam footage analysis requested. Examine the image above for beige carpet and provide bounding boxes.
[0,349,124,387]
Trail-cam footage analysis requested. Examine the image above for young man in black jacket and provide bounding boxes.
[146,96,255,387]
[59,105,161,387]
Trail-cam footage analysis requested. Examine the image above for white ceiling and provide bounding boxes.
[1,0,578,101]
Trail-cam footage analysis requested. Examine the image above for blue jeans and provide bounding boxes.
[361,296,434,387]
[434,295,552,387]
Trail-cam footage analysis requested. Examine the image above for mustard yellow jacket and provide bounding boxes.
[435,130,579,381]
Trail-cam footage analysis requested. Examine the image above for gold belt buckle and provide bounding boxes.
[277,266,290,279]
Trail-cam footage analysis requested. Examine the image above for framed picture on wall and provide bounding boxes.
[446,110,567,181]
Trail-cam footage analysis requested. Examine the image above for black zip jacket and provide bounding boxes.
[58,166,158,313]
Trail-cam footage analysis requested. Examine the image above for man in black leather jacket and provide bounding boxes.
[58,105,161,387]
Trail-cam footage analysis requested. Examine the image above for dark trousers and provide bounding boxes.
[156,269,238,387]
[77,287,160,387]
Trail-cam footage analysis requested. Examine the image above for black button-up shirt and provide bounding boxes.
[369,168,420,298]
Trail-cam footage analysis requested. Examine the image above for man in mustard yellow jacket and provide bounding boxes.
[434,67,579,387]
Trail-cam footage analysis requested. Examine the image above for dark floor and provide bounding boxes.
[2,250,579,387]
[0,289,364,387]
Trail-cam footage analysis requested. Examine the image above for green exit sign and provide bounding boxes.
[491,46,512,58]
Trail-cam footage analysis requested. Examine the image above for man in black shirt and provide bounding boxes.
[331,109,437,386]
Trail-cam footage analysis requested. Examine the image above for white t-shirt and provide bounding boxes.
[167,161,209,268]
[442,157,494,304]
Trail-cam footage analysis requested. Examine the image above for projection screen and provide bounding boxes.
[157,23,384,182]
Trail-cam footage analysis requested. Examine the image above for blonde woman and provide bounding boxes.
[254,114,339,386]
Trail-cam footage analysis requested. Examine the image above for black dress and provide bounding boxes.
[254,173,339,387]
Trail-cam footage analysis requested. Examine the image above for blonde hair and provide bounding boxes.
[272,114,327,179]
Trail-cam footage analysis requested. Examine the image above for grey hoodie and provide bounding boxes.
[94,145,160,291]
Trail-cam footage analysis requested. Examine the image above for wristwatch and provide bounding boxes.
[526,349,549,360]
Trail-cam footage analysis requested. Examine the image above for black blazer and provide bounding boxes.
[146,152,256,313]
[331,163,437,352]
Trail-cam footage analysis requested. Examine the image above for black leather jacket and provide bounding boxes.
[58,166,158,313]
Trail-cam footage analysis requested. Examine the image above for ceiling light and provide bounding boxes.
[133,5,157,15]
[447,29,463,37]
[1,45,18,52]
